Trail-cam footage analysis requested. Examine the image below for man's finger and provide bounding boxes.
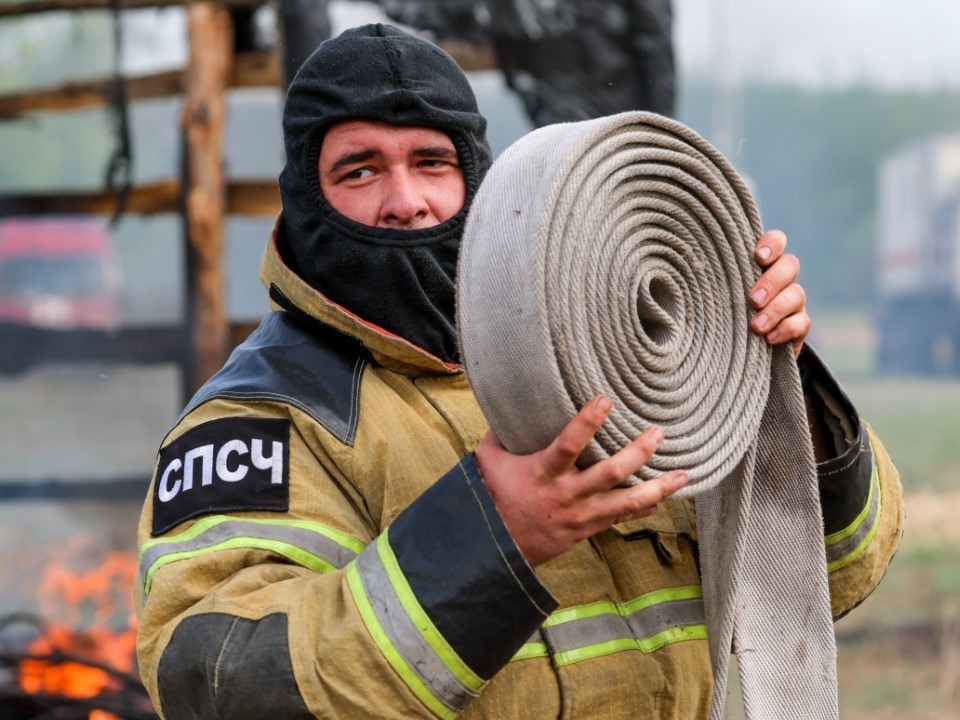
[755,229,787,266]
[764,311,811,352]
[578,425,665,493]
[751,282,806,335]
[540,395,612,477]
[749,253,800,309]
[580,469,689,531]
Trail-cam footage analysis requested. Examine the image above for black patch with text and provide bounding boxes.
[152,418,290,536]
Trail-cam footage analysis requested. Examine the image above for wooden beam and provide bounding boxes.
[0,180,181,216]
[182,2,232,391]
[231,48,282,88]
[0,51,280,118]
[0,70,181,119]
[0,0,261,17]
[438,40,499,72]
[0,180,278,216]
[227,180,280,216]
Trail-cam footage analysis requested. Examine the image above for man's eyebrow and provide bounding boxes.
[412,146,458,160]
[328,150,379,175]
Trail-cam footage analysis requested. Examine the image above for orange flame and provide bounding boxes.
[17,538,139,720]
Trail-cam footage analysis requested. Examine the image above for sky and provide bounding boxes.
[675,0,960,89]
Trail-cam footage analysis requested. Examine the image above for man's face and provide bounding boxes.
[318,120,466,229]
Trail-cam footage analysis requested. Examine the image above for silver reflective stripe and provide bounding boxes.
[626,597,705,639]
[545,611,632,651]
[826,458,881,569]
[542,596,706,658]
[355,543,480,714]
[139,518,360,597]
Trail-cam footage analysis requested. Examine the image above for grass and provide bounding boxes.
[813,311,960,718]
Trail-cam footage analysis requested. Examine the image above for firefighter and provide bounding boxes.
[135,24,903,719]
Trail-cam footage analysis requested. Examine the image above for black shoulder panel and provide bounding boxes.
[181,310,367,446]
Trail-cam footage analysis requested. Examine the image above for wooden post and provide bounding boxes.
[182,3,233,393]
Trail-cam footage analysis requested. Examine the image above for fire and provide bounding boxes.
[16,536,142,718]
[19,625,134,698]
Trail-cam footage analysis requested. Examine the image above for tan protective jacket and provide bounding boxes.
[136,225,904,720]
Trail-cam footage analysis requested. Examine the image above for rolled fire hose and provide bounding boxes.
[457,112,837,719]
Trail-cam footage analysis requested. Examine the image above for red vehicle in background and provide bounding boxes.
[0,217,121,331]
[0,218,122,374]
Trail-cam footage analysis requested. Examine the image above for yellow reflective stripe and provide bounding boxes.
[827,482,882,571]
[513,586,706,667]
[620,585,703,616]
[638,624,708,654]
[553,625,708,666]
[509,642,549,662]
[554,637,637,665]
[543,599,619,626]
[827,526,878,572]
[346,561,456,720]
[826,460,882,572]
[143,537,337,596]
[542,585,703,626]
[139,515,366,598]
[377,531,488,693]
[139,514,367,555]
[824,461,878,546]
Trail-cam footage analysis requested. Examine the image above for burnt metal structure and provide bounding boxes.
[378,0,676,126]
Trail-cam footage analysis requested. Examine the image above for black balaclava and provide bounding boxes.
[279,24,493,365]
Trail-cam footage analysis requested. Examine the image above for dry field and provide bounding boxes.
[833,489,960,719]
[808,313,960,719]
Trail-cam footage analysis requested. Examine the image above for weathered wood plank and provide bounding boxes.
[0,51,280,117]
[0,70,180,118]
[182,2,232,390]
[439,40,499,72]
[227,180,279,216]
[0,180,279,216]
[0,180,181,216]
[0,0,260,18]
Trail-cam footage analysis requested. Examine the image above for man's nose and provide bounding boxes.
[379,170,430,228]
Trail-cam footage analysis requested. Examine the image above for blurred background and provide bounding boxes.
[0,1,957,717]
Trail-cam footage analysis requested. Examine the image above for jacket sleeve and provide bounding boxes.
[797,347,905,619]
[135,399,556,720]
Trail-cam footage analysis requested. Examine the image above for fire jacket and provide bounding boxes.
[135,223,904,719]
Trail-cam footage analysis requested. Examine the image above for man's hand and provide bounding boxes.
[474,395,689,567]
[749,229,811,356]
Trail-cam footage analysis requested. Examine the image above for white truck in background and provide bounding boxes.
[876,135,960,375]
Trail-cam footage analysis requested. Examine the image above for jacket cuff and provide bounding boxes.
[798,344,875,538]
[345,453,556,716]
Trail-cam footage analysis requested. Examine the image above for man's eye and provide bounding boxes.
[343,167,374,181]
[420,159,454,170]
